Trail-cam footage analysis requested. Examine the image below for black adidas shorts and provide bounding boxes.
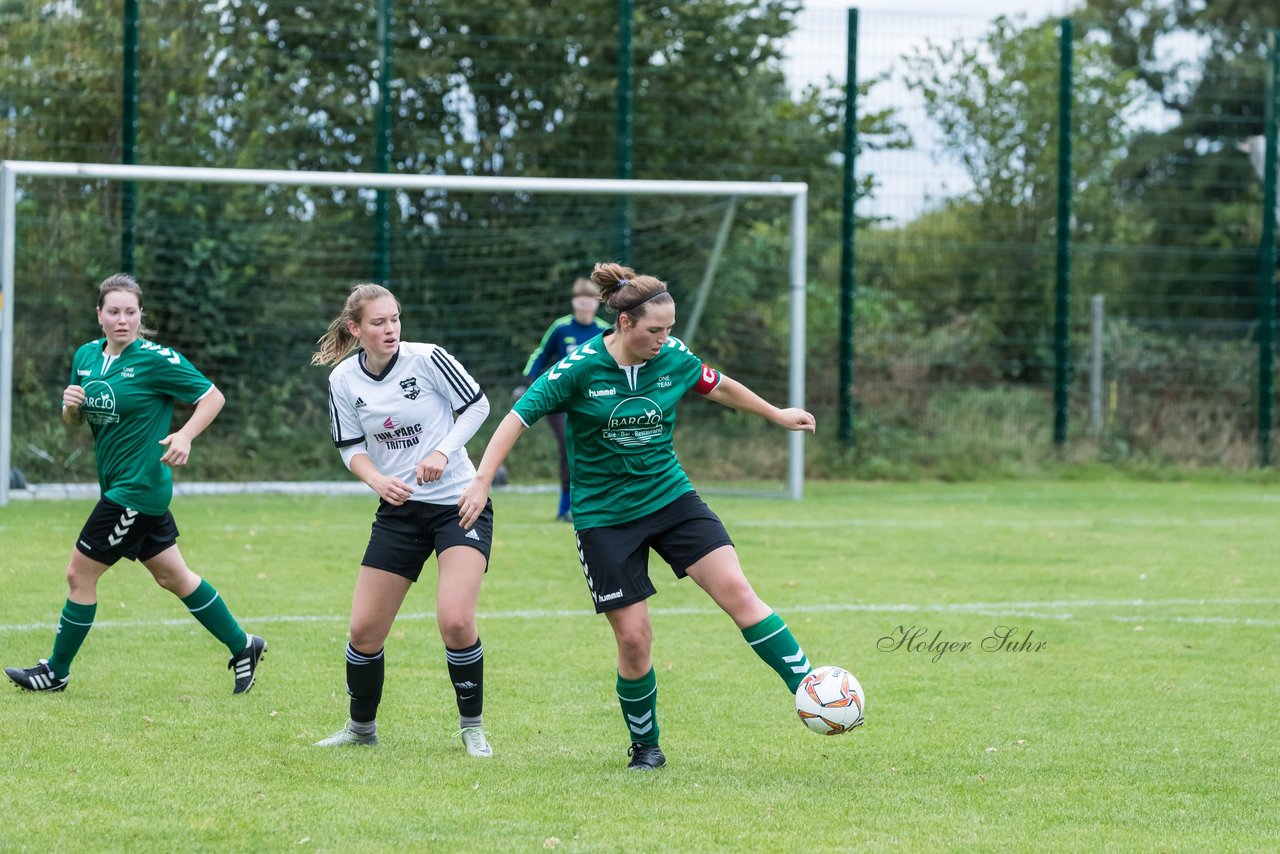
[362,498,494,582]
[574,491,734,614]
[75,498,179,566]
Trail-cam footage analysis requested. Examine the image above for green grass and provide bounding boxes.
[1,481,1278,852]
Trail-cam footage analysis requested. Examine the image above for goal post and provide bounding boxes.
[0,160,807,505]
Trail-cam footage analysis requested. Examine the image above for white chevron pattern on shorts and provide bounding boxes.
[107,508,140,546]
[575,534,594,595]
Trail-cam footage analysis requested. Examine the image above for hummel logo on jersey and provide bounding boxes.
[588,387,617,398]
[399,377,421,400]
[354,397,367,408]
[464,529,481,541]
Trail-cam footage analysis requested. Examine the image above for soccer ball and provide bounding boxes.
[795,665,865,735]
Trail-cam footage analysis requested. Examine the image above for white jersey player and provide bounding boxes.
[328,340,486,504]
[312,284,495,758]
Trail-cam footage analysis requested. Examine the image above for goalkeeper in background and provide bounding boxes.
[460,262,817,772]
[513,277,610,522]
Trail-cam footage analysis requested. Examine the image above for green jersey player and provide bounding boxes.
[4,274,265,695]
[515,276,612,522]
[459,262,818,771]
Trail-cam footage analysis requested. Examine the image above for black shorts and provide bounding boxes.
[75,498,179,566]
[574,491,733,613]
[362,499,494,582]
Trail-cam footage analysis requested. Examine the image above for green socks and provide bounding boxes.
[47,599,97,679]
[181,579,248,655]
[617,667,660,746]
[742,612,811,693]
[45,581,245,678]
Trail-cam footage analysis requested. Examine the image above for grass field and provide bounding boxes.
[1,480,1277,852]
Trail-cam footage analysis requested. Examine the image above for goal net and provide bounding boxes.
[0,161,807,505]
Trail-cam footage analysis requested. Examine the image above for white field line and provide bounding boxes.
[6,517,1271,537]
[4,481,557,500]
[1,597,1276,634]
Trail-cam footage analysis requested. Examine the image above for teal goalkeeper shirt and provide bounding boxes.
[511,331,722,528]
[69,337,215,515]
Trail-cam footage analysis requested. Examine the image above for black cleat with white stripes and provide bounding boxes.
[228,634,267,695]
[5,660,69,692]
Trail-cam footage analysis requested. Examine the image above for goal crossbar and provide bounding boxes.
[0,160,808,504]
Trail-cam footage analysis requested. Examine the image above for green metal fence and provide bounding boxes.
[0,2,1276,482]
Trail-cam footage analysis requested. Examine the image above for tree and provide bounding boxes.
[1,0,906,478]
[1080,0,1280,321]
[899,15,1142,380]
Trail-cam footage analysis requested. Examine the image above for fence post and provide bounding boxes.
[838,8,859,449]
[1258,29,1279,467]
[614,0,634,265]
[1089,294,1104,436]
[120,0,139,275]
[1053,18,1073,451]
[373,0,393,286]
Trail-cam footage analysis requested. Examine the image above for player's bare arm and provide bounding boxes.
[349,452,414,506]
[458,412,527,528]
[62,384,86,426]
[159,385,226,467]
[706,375,815,434]
[415,449,449,484]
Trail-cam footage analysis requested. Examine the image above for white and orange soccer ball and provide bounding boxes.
[795,665,865,735]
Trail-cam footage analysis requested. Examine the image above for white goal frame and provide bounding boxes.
[0,160,808,505]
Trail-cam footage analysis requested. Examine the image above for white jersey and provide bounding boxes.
[328,342,485,504]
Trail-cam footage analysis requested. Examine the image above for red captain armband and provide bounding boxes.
[694,363,721,395]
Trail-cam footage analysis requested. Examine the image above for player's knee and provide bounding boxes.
[65,562,90,595]
[613,624,653,658]
[150,568,183,593]
[348,624,386,652]
[437,612,476,647]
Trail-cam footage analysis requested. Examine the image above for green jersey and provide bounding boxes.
[69,337,214,515]
[512,331,722,528]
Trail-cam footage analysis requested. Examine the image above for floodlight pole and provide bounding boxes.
[0,164,15,506]
[373,0,393,287]
[1258,29,1279,467]
[838,7,858,449]
[1053,18,1074,452]
[789,189,808,501]
[121,0,139,274]
[614,0,634,265]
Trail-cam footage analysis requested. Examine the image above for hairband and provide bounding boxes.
[618,277,630,286]
[617,288,665,314]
